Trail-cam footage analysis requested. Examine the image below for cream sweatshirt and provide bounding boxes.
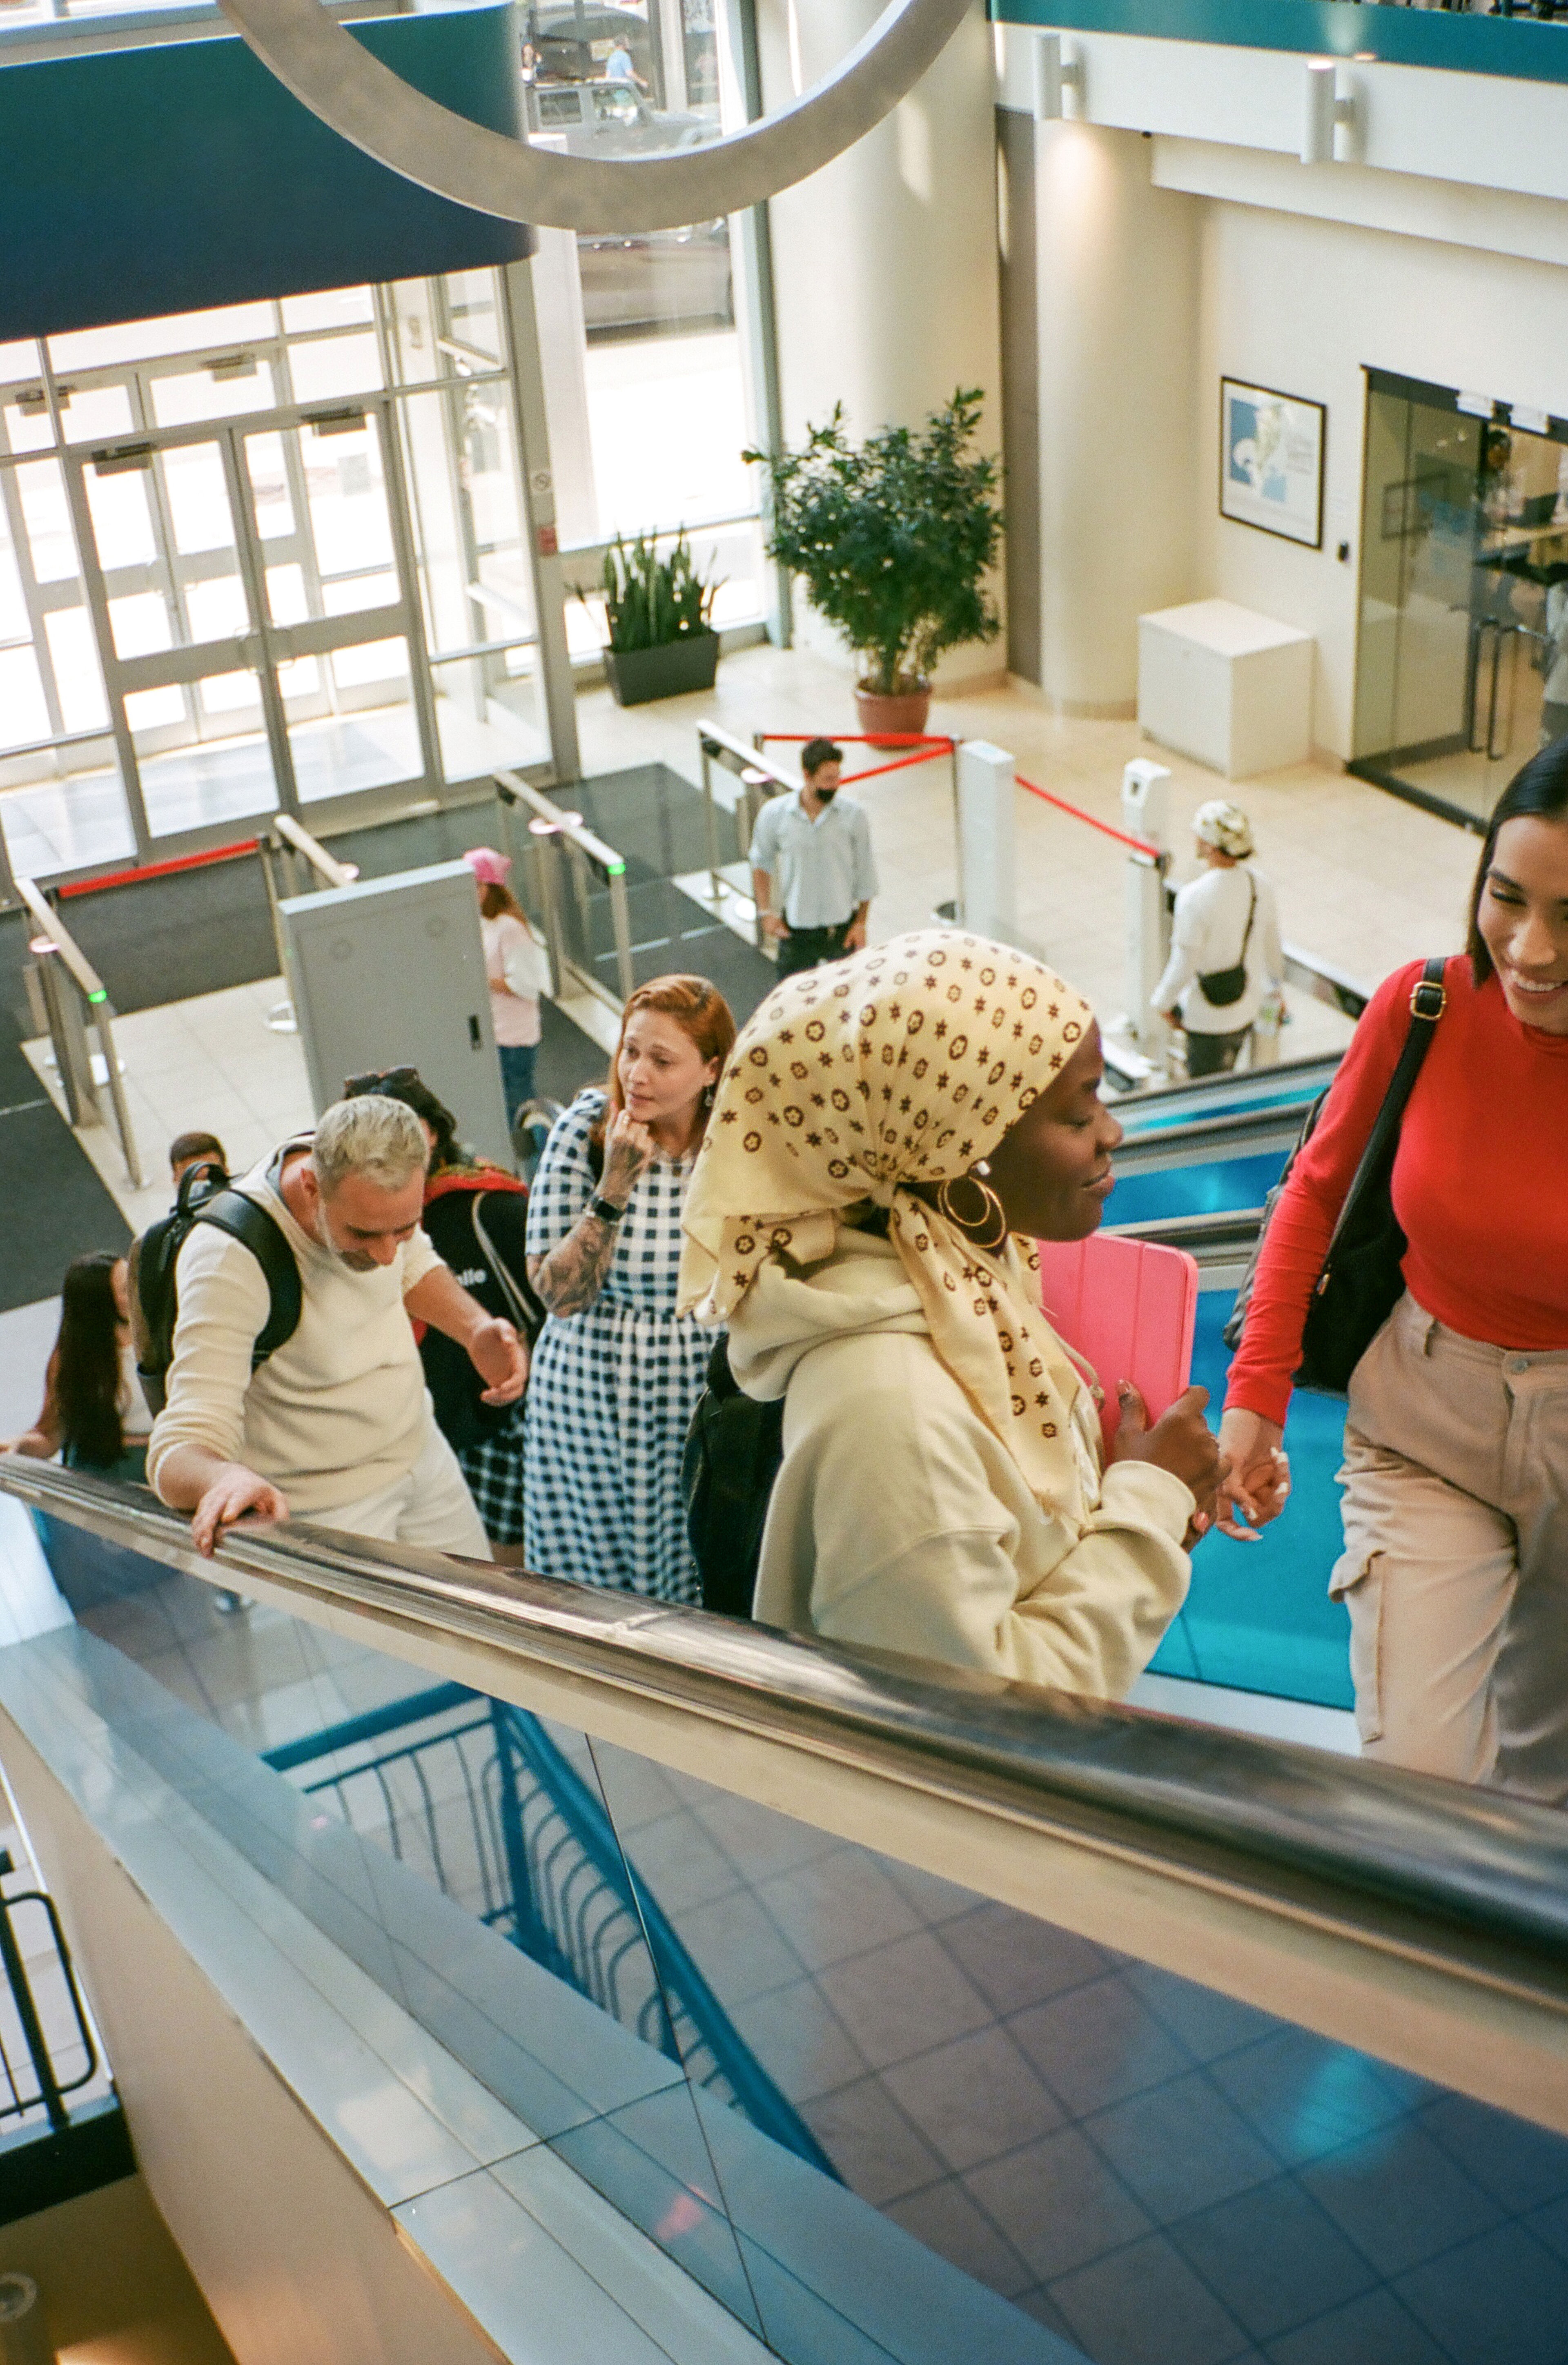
[729,1229,1193,1699]
[147,1149,441,1516]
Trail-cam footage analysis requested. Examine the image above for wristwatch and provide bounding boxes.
[590,1193,627,1225]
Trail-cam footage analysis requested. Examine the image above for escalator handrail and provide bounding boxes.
[10,1455,1568,2006]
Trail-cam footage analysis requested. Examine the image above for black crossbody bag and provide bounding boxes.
[1197,873,1256,1009]
[1223,957,1448,1395]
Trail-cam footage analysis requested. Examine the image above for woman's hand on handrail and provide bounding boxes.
[1214,1408,1290,1542]
[528,1112,655,1319]
[1109,1383,1224,1540]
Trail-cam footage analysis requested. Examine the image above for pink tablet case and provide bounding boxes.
[1037,1234,1199,1452]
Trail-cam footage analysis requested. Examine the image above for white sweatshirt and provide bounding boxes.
[728,1229,1193,1699]
[147,1152,442,1517]
[1152,862,1283,1035]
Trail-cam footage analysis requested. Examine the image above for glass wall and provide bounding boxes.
[524,0,772,657]
[0,276,556,885]
[1352,368,1568,829]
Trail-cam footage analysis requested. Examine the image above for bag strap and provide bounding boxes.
[194,1190,303,1362]
[1237,871,1257,966]
[471,1192,541,1338]
[1321,957,1448,1267]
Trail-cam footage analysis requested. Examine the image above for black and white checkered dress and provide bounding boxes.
[522,1090,710,1603]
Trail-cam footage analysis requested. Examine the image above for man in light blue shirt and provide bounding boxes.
[749,737,879,978]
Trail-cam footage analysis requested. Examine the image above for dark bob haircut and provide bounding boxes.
[1467,735,1568,986]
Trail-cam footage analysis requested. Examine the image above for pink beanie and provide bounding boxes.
[463,846,512,887]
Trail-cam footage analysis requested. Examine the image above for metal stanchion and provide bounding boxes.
[18,884,144,1187]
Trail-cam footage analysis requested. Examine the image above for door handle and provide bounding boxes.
[468,1015,482,1049]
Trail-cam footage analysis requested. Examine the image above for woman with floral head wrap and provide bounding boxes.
[679,930,1221,1692]
[1151,799,1284,1079]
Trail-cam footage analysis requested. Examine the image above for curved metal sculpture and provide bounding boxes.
[216,0,974,233]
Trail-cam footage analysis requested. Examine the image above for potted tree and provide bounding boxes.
[746,388,1003,744]
[588,529,722,708]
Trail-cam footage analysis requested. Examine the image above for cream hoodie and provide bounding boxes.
[731,1229,1192,1699]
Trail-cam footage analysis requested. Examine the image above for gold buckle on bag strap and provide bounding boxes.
[1410,973,1447,1021]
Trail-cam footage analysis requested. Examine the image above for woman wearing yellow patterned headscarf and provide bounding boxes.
[679,929,1218,1694]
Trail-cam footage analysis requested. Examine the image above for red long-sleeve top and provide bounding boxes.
[1225,955,1568,1427]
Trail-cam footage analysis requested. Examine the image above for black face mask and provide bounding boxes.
[811,784,837,802]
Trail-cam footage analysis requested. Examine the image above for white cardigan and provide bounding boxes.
[728,1230,1193,1699]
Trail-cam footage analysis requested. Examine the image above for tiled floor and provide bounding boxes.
[581,1742,1568,2365]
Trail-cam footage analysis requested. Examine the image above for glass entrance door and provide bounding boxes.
[74,401,438,848]
[1353,371,1568,829]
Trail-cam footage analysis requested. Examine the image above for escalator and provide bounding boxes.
[1104,1054,1354,1709]
[4,1462,1568,2365]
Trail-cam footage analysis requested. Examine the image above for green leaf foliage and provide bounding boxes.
[744,389,1003,697]
[590,529,721,653]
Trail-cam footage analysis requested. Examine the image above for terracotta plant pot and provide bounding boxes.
[854,678,931,750]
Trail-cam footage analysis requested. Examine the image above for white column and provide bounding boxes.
[1034,124,1201,713]
[956,738,1018,943]
[753,0,1004,688]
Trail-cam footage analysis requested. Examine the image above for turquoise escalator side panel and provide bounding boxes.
[0,2,530,343]
[1149,1289,1354,1710]
[1107,1148,1289,1229]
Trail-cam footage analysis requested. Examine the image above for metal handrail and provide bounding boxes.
[494,768,634,1007]
[272,813,359,891]
[11,1455,1568,2091]
[16,879,144,1188]
[695,719,796,917]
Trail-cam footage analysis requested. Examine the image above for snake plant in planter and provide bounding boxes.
[590,530,722,707]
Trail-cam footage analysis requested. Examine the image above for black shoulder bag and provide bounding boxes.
[1223,957,1447,1395]
[1196,873,1256,1009]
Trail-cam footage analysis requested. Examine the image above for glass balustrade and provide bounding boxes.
[11,1493,1568,2365]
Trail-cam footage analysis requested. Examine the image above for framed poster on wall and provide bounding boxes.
[1219,379,1325,549]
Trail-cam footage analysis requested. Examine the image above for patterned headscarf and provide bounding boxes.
[679,929,1102,1515]
[1192,799,1254,859]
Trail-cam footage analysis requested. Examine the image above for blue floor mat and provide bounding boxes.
[1148,1289,1354,1710]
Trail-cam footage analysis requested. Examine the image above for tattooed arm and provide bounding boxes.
[527,1109,654,1317]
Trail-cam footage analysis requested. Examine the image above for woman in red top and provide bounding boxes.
[1221,742,1568,1802]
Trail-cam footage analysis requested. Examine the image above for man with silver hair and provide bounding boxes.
[149,1097,526,1559]
[1152,798,1284,1078]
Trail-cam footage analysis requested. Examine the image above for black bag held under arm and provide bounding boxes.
[1196,873,1256,1009]
[1223,958,1447,1396]
[682,1338,783,1620]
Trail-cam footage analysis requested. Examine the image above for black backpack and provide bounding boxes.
[129,1162,302,1417]
[681,1338,784,1620]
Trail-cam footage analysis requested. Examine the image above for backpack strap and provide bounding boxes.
[195,1191,303,1365]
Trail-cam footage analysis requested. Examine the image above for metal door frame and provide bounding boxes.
[66,392,442,864]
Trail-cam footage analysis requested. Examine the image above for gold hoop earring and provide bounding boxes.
[935,1170,1009,1251]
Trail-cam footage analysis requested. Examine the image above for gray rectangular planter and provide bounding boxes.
[603,630,720,707]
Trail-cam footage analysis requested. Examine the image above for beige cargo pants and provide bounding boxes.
[1333,1292,1568,1804]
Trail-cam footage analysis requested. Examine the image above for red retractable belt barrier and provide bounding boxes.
[754,730,1161,860]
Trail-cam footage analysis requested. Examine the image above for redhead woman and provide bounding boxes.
[679,931,1221,1692]
[1223,740,1568,1802]
[524,975,736,1600]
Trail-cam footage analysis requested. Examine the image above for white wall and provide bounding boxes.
[1188,199,1568,756]
[1034,123,1201,711]
[755,0,1005,686]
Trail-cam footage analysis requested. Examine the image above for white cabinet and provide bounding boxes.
[1138,599,1314,779]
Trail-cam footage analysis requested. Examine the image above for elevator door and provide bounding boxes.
[1352,376,1568,828]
